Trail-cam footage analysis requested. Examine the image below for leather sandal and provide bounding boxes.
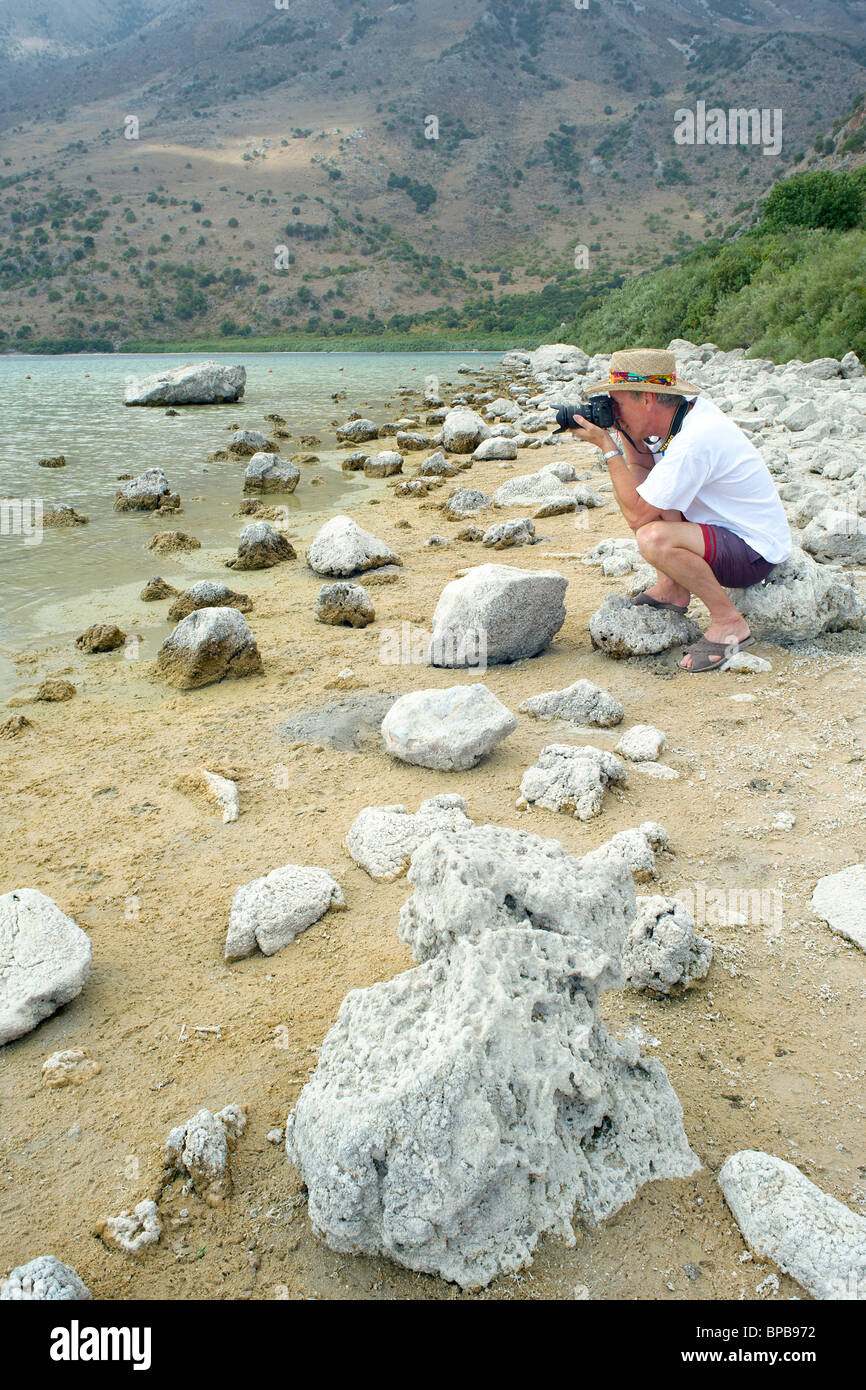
[681,634,755,672]
[631,592,689,613]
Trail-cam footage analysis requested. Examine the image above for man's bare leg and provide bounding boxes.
[634,520,750,668]
[626,482,690,605]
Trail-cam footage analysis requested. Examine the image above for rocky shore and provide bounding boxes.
[1,343,865,1301]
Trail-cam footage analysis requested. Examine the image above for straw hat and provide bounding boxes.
[583,348,702,397]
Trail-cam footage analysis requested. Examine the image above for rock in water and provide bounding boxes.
[0,889,92,1045]
[123,362,246,406]
[114,468,180,513]
[517,744,627,820]
[430,563,568,666]
[164,1103,247,1206]
[345,794,474,881]
[315,583,375,628]
[0,1256,92,1300]
[381,684,518,771]
[306,516,400,576]
[729,547,866,641]
[154,607,263,689]
[229,429,270,457]
[168,582,252,622]
[624,896,712,994]
[398,822,636,969]
[286,925,699,1289]
[519,678,624,727]
[225,865,346,961]
[811,864,866,951]
[75,624,127,653]
[243,453,300,494]
[719,1151,866,1300]
[589,594,702,658]
[226,521,295,571]
[336,419,379,442]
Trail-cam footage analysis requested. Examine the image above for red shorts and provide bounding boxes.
[699,524,776,588]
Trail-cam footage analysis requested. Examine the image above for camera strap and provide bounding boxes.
[654,398,692,455]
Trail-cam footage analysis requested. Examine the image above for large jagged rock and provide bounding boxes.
[0,1256,92,1301]
[811,864,866,952]
[381,684,517,772]
[114,468,179,512]
[442,407,491,453]
[719,1151,866,1300]
[590,594,702,658]
[801,510,866,565]
[123,361,245,406]
[164,1103,247,1205]
[624,895,712,995]
[226,521,295,570]
[306,516,400,576]
[519,678,624,727]
[517,744,627,820]
[286,924,699,1290]
[729,547,866,640]
[225,865,346,961]
[154,607,263,689]
[243,452,300,494]
[0,889,92,1046]
[344,794,474,882]
[430,563,568,666]
[398,822,636,970]
[168,581,252,622]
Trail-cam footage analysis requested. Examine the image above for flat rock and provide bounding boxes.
[0,889,92,1046]
[381,684,517,772]
[616,724,667,762]
[0,1256,92,1300]
[124,361,245,406]
[624,895,712,995]
[719,1151,866,1300]
[431,563,568,666]
[590,594,702,658]
[225,865,346,961]
[168,582,252,622]
[517,744,628,820]
[811,864,866,951]
[492,472,575,509]
[306,516,400,576]
[801,510,866,565]
[316,582,375,627]
[154,607,263,689]
[730,547,866,640]
[278,694,397,752]
[345,794,474,881]
[520,679,623,728]
[226,521,295,571]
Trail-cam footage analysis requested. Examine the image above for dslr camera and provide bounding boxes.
[553,395,616,433]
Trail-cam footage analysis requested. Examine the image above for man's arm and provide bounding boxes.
[570,421,662,531]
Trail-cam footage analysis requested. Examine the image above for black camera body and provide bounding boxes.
[553,395,616,433]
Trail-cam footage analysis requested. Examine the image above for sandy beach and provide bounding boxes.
[2,382,865,1302]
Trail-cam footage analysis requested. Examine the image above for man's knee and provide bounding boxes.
[635,520,669,557]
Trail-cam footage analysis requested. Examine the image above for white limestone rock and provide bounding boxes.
[97,1199,161,1256]
[226,521,295,571]
[624,895,712,995]
[0,889,92,1046]
[114,468,176,512]
[420,451,459,477]
[315,582,375,628]
[590,594,702,658]
[481,518,535,549]
[431,563,568,666]
[124,361,245,406]
[381,684,517,772]
[336,418,379,442]
[442,488,492,519]
[442,408,491,453]
[730,547,866,641]
[155,607,263,689]
[801,509,866,565]
[201,768,239,823]
[398,822,635,972]
[286,925,699,1290]
[473,437,518,462]
[0,1256,92,1300]
[230,429,270,456]
[345,794,474,882]
[365,451,403,477]
[519,678,624,728]
[517,744,628,820]
[306,516,400,576]
[41,1048,102,1088]
[164,1103,247,1205]
[616,724,667,763]
[167,581,252,622]
[243,452,300,494]
[492,472,576,510]
[719,1151,866,1300]
[225,864,346,961]
[811,864,866,952]
[583,822,670,883]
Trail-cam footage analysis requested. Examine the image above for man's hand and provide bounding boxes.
[568,417,616,451]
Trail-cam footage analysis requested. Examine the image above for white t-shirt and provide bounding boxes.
[635,395,792,564]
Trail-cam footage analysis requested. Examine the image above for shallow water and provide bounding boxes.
[0,350,502,696]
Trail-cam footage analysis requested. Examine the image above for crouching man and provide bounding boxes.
[569,348,791,671]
